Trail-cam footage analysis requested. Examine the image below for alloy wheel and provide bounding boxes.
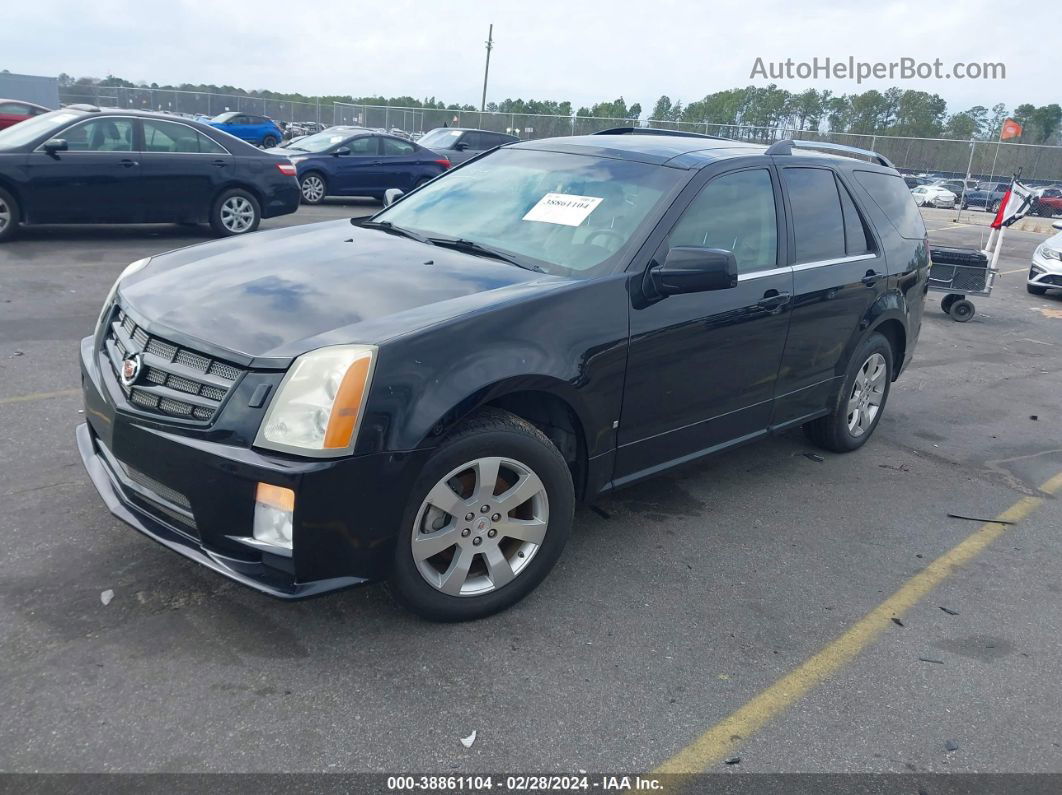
[220,196,255,233]
[411,456,549,597]
[301,176,325,203]
[847,353,887,437]
[0,197,9,231]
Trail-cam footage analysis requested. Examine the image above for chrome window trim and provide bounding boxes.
[792,252,876,272]
[737,266,792,282]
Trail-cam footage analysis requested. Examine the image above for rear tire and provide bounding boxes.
[804,333,893,453]
[209,188,261,237]
[1027,284,1048,296]
[299,172,327,205]
[389,408,575,621]
[262,135,278,148]
[0,187,20,242]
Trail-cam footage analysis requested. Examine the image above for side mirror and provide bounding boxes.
[43,138,68,154]
[383,188,404,207]
[650,247,738,295]
[333,147,351,156]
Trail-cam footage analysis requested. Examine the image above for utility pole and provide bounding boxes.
[480,24,493,113]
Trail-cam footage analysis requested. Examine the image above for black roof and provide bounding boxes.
[511,133,898,171]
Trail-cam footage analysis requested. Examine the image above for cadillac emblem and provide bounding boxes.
[120,353,143,387]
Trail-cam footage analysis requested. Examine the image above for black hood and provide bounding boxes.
[119,220,563,362]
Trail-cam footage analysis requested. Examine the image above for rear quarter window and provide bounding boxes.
[854,170,926,240]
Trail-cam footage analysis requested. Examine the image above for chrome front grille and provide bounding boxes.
[104,307,244,422]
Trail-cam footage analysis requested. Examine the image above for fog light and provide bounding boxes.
[253,483,295,551]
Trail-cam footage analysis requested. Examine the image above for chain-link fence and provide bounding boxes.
[59,85,325,124]
[58,87,1062,182]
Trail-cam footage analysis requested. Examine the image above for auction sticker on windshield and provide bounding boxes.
[523,193,603,226]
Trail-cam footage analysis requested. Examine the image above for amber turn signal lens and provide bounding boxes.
[322,354,373,449]
[256,482,295,512]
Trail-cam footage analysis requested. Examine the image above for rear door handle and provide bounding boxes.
[861,269,882,287]
[757,289,791,310]
[211,159,228,167]
[119,158,138,168]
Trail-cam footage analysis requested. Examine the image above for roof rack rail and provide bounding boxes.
[765,138,894,168]
[592,126,730,141]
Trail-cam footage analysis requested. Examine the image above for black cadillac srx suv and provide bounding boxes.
[77,132,929,621]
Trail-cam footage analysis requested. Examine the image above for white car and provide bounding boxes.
[911,184,957,208]
[1029,221,1062,295]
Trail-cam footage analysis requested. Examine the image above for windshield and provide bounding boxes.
[0,110,81,150]
[374,147,685,277]
[418,128,464,149]
[286,130,361,153]
[211,112,238,123]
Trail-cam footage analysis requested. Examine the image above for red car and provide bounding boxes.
[1033,188,1062,217]
[0,99,50,130]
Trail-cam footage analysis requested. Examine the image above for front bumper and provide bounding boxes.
[78,335,430,599]
[1029,248,1062,289]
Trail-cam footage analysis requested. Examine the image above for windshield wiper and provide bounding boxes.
[428,237,544,272]
[359,220,433,245]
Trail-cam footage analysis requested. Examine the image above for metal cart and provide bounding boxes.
[928,246,998,322]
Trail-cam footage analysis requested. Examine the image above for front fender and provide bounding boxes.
[354,276,631,459]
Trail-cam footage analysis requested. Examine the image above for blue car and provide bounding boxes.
[269,127,452,203]
[208,112,283,148]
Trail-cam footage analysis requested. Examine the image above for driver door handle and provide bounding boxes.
[118,158,138,168]
[861,269,882,287]
[757,289,791,311]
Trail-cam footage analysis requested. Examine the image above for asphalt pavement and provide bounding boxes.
[1,201,1060,775]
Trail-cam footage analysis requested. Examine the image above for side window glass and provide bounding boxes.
[837,178,871,256]
[346,136,378,155]
[784,167,846,262]
[61,118,134,152]
[142,120,227,154]
[669,168,778,274]
[382,138,414,156]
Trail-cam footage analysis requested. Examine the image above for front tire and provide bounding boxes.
[0,187,20,242]
[389,408,575,621]
[210,188,261,237]
[1028,284,1048,296]
[300,172,327,204]
[804,333,893,453]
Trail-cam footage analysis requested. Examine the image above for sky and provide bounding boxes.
[2,0,1052,114]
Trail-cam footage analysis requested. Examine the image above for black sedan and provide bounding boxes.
[0,105,300,241]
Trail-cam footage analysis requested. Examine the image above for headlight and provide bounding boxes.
[95,257,150,335]
[255,345,376,456]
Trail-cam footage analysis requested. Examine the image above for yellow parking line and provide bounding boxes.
[0,388,80,406]
[1001,267,1029,275]
[653,470,1062,775]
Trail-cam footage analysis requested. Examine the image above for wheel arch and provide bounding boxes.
[868,316,907,380]
[419,378,592,501]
